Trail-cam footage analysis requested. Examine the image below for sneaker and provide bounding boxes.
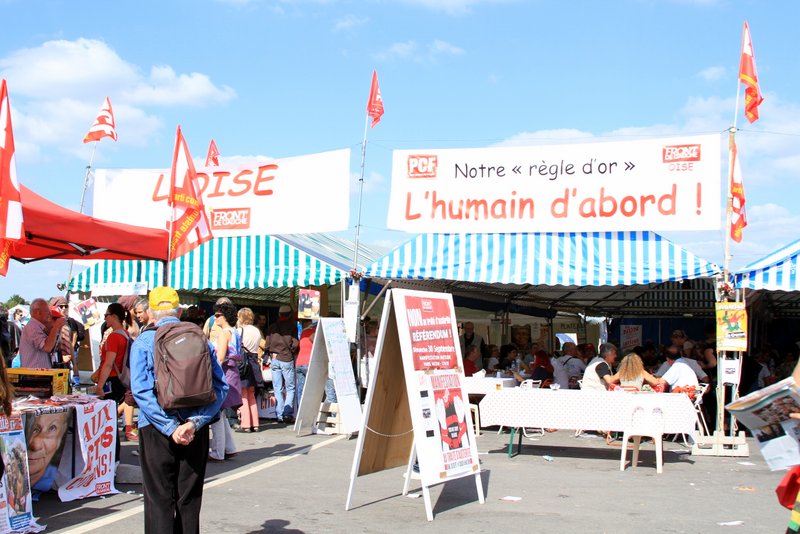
[125,430,139,442]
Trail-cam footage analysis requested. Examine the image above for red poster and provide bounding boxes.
[404,295,458,370]
[431,373,473,473]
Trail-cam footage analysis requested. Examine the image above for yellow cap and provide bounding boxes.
[149,286,180,310]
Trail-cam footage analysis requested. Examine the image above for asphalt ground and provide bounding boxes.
[33,421,789,534]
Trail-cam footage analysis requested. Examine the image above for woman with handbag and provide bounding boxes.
[208,301,242,462]
[236,307,264,433]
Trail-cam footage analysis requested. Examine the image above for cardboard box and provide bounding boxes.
[8,368,70,397]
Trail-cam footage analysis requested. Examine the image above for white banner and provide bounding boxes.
[387,135,721,232]
[58,400,119,502]
[93,149,351,235]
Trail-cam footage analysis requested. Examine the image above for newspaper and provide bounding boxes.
[726,377,800,470]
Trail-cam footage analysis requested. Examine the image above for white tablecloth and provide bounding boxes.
[479,389,696,434]
[463,376,518,395]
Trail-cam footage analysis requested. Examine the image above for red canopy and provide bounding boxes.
[10,185,170,264]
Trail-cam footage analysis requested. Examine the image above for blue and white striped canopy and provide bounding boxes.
[735,238,800,291]
[70,234,377,292]
[365,232,720,286]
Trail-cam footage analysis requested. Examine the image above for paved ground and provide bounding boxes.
[34,422,788,533]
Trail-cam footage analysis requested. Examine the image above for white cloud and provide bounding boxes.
[374,39,464,63]
[334,14,368,32]
[124,66,235,106]
[0,38,234,160]
[698,66,725,82]
[394,0,511,15]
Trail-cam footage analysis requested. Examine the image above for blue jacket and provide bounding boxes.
[131,316,228,437]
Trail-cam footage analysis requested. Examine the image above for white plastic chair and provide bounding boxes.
[469,403,481,437]
[620,397,665,474]
[693,383,711,436]
[520,379,543,437]
[498,380,542,436]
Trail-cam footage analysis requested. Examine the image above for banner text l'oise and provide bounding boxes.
[93,149,350,235]
[387,135,721,232]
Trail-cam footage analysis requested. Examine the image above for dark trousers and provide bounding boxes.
[139,424,210,534]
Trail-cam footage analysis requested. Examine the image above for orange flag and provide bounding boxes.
[83,97,118,143]
[729,141,747,243]
[739,21,764,124]
[366,70,384,128]
[0,79,25,276]
[205,139,220,167]
[168,126,213,258]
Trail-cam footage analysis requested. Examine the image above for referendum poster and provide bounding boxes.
[0,414,33,533]
[387,134,721,233]
[716,301,748,352]
[58,400,118,501]
[93,149,350,235]
[393,289,480,488]
[403,295,459,371]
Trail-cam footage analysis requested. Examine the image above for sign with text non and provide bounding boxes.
[388,135,721,232]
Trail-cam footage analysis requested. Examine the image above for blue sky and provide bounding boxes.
[1,0,799,302]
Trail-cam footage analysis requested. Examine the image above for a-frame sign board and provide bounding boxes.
[295,318,362,436]
[345,289,484,521]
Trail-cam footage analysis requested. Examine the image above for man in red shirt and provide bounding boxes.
[463,345,481,377]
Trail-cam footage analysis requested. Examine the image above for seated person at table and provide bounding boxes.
[463,345,481,377]
[581,343,618,391]
[484,344,501,372]
[611,353,665,391]
[497,344,518,372]
[528,350,554,382]
[660,348,699,394]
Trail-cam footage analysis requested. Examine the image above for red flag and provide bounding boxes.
[729,141,747,243]
[205,139,220,167]
[168,126,213,258]
[83,97,118,143]
[366,70,384,128]
[739,21,764,124]
[0,79,25,276]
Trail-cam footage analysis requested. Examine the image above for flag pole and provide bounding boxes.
[64,141,98,299]
[353,114,370,272]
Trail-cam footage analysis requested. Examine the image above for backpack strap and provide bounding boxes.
[110,329,131,376]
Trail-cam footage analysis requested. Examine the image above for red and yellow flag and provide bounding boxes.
[366,70,384,128]
[0,79,25,276]
[83,97,118,143]
[168,126,213,258]
[739,21,764,124]
[729,140,747,243]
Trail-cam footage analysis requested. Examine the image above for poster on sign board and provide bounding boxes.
[58,400,119,501]
[0,414,33,533]
[93,149,350,235]
[394,290,480,487]
[387,134,721,233]
[716,302,748,352]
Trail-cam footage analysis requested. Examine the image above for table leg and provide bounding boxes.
[507,427,523,458]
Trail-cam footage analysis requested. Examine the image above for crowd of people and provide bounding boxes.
[458,321,796,433]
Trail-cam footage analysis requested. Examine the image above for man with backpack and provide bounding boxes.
[130,286,228,534]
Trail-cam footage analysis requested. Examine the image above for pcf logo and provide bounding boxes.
[408,155,438,178]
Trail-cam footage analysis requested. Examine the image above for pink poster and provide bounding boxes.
[404,295,458,371]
